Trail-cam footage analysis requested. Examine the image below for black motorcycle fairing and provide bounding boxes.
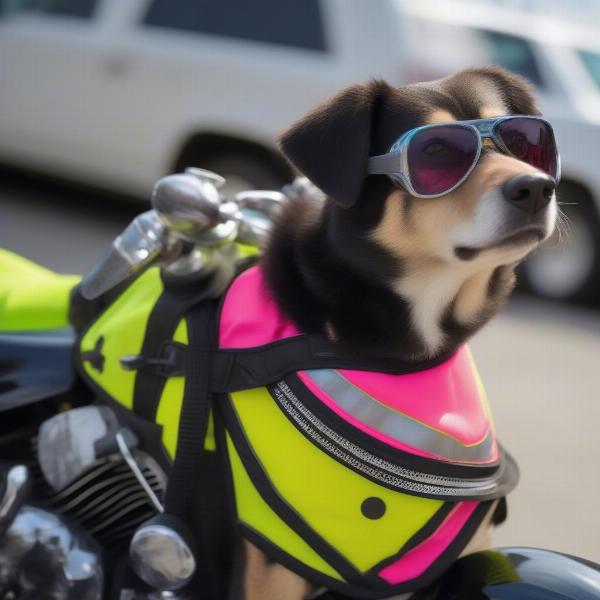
[0,328,76,410]
[412,547,600,600]
[317,548,600,600]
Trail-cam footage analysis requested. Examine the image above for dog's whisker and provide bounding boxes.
[554,209,572,247]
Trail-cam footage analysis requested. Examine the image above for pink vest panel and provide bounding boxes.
[219,266,497,464]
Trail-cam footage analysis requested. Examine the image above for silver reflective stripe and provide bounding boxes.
[270,380,504,498]
[302,369,494,464]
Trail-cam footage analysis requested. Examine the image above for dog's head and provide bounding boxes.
[275,67,558,357]
[280,66,557,273]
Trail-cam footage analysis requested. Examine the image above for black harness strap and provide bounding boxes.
[132,283,215,421]
[210,335,455,393]
[164,301,215,519]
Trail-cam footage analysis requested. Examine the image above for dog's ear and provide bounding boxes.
[279,80,389,208]
[478,65,542,115]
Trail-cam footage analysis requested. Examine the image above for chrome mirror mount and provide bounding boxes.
[152,168,238,247]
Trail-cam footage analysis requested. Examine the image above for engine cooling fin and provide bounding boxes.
[32,439,166,549]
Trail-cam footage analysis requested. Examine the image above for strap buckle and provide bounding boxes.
[120,341,186,377]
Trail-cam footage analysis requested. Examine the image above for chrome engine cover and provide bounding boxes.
[0,505,103,600]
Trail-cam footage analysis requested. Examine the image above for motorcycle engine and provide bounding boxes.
[0,505,104,600]
[34,406,167,549]
[0,403,172,600]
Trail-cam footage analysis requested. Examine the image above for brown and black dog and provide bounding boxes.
[239,66,558,600]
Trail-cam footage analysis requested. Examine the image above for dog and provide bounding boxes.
[229,65,559,600]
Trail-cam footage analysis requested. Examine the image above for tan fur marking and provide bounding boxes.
[370,152,542,355]
[479,105,507,119]
[454,270,494,324]
[453,152,541,210]
[324,320,338,343]
[371,152,536,265]
[243,540,312,600]
[428,109,456,123]
[459,500,498,558]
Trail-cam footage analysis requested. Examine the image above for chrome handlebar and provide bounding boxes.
[79,168,301,300]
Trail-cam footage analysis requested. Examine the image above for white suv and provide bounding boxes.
[0,0,407,193]
[0,0,599,302]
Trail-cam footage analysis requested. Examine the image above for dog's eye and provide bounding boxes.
[504,133,528,159]
[422,142,450,157]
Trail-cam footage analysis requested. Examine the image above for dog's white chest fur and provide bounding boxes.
[394,264,481,356]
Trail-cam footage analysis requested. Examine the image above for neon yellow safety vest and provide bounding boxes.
[74,261,517,598]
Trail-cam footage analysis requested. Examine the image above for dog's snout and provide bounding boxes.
[502,174,556,214]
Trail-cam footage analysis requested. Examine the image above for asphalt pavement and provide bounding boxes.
[1,169,599,562]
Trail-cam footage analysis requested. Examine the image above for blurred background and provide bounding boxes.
[0,0,599,562]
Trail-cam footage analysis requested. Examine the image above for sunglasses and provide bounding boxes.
[367,116,560,198]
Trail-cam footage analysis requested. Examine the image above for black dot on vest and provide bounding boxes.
[361,497,386,519]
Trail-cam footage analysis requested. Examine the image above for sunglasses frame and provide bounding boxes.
[367,115,561,198]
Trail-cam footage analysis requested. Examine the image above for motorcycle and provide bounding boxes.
[0,169,599,600]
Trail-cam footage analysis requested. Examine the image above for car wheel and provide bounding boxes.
[520,189,600,304]
[193,153,289,199]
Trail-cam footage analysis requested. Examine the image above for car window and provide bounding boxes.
[143,0,327,52]
[481,30,545,88]
[579,50,600,90]
[0,0,97,18]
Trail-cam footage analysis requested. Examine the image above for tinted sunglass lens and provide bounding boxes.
[497,119,558,178]
[408,126,479,196]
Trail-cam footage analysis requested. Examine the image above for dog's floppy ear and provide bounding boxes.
[279,80,389,208]
[477,65,541,115]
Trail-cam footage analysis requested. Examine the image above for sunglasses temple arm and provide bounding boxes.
[367,153,402,175]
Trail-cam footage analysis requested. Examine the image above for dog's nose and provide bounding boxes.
[502,174,556,214]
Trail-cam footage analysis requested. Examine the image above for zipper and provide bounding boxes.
[270,380,504,499]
